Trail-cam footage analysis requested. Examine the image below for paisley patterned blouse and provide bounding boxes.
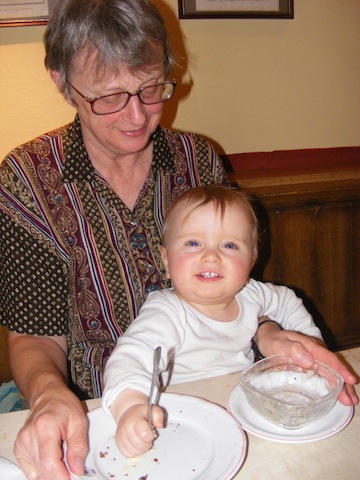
[0,116,228,398]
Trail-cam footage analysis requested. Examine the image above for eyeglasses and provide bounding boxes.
[67,80,176,115]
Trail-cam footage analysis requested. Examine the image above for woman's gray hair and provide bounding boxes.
[44,0,174,96]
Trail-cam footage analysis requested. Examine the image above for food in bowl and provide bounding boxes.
[239,354,344,429]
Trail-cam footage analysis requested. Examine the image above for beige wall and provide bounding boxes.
[1,0,359,160]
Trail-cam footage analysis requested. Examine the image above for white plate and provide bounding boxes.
[70,393,247,480]
[227,384,354,444]
[0,457,26,480]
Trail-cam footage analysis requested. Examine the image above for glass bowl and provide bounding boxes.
[239,354,344,429]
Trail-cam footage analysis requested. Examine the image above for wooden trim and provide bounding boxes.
[222,147,360,209]
[222,146,360,178]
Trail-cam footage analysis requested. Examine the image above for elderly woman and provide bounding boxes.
[0,0,357,479]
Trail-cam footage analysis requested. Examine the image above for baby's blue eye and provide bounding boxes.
[186,240,200,247]
[224,242,237,249]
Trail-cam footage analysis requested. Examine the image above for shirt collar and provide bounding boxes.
[62,115,175,184]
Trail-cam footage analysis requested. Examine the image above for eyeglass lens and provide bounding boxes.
[92,82,175,115]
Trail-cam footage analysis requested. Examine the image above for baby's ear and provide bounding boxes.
[160,246,171,279]
[252,253,258,268]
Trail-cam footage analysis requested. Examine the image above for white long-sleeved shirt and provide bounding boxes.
[103,278,322,412]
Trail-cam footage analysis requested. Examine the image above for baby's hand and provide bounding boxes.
[115,403,164,458]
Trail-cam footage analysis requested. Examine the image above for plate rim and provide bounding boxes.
[226,384,354,444]
[84,392,247,480]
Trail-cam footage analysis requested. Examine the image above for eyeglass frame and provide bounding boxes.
[67,79,177,115]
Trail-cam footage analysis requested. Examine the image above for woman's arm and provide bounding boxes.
[254,322,358,406]
[9,332,89,480]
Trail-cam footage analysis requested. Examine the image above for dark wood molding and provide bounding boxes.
[222,147,360,209]
[222,146,360,178]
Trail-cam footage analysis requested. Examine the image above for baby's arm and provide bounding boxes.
[110,388,164,458]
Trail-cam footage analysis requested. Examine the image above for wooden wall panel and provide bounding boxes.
[0,326,11,384]
[267,209,316,290]
[259,202,360,350]
[315,206,351,342]
[226,147,360,350]
[353,205,360,327]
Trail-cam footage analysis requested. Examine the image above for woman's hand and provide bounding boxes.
[255,325,359,406]
[14,384,89,480]
[8,332,89,479]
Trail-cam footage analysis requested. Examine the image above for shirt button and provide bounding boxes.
[146,264,155,274]
[146,284,160,294]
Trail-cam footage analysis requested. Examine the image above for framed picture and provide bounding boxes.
[0,0,58,27]
[179,0,294,19]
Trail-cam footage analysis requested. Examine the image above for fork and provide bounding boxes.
[147,346,162,430]
[67,465,96,479]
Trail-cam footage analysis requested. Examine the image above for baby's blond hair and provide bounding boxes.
[162,185,258,258]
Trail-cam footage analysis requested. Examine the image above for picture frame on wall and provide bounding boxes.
[0,0,58,27]
[178,0,294,19]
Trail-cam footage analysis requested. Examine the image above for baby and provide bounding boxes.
[103,185,321,457]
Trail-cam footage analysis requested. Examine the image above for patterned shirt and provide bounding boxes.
[0,116,228,398]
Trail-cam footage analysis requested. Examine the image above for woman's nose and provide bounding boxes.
[124,95,147,123]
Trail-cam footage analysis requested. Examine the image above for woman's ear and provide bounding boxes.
[160,246,171,280]
[50,70,75,107]
[50,70,61,88]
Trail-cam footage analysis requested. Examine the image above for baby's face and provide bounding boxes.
[161,201,256,310]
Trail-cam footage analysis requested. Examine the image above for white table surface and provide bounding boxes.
[1,347,359,479]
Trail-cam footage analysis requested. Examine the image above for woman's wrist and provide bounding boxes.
[252,320,284,360]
